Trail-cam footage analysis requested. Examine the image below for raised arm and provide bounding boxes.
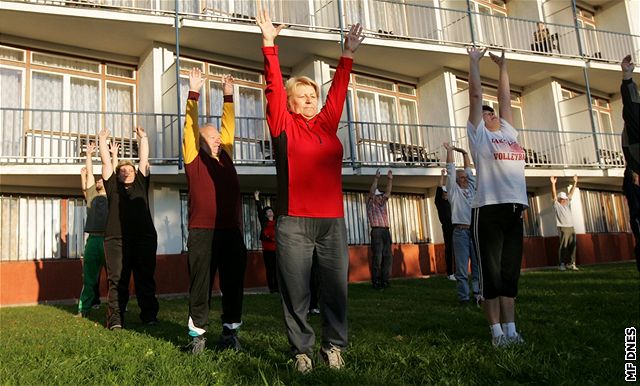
[85,142,97,189]
[385,170,393,197]
[136,127,149,176]
[439,168,446,188]
[254,190,266,227]
[455,146,471,169]
[467,46,487,128]
[98,128,113,180]
[622,54,635,81]
[80,167,88,200]
[183,68,205,165]
[369,169,380,198]
[220,74,235,158]
[568,175,578,199]
[550,176,558,201]
[109,141,119,171]
[489,50,514,127]
[443,142,454,164]
[257,9,290,137]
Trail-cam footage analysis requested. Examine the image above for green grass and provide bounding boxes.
[1,263,638,385]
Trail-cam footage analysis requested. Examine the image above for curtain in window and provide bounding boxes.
[106,83,133,139]
[0,68,23,158]
[70,78,99,136]
[31,72,63,133]
[235,86,264,161]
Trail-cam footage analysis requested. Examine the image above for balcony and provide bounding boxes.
[10,0,639,63]
[0,107,627,171]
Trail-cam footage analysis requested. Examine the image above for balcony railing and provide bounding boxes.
[15,0,639,62]
[0,107,627,170]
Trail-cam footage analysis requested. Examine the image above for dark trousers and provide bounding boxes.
[472,204,524,300]
[276,216,349,356]
[557,226,577,265]
[187,228,247,333]
[104,235,158,327]
[309,250,320,310]
[370,227,393,286]
[262,249,278,292]
[442,224,454,276]
[631,216,640,272]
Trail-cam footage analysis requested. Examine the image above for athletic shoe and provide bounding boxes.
[559,263,566,271]
[447,274,456,281]
[91,303,101,310]
[308,308,320,315]
[567,264,579,271]
[507,332,525,345]
[320,344,345,369]
[491,335,508,348]
[109,323,122,331]
[186,335,206,355]
[217,329,241,351]
[294,353,313,374]
[145,319,158,327]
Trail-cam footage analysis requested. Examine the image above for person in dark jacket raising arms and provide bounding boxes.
[183,70,247,354]
[256,9,364,373]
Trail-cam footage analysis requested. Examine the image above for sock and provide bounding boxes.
[490,323,504,338]
[504,322,517,337]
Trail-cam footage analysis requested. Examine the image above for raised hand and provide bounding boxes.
[189,68,205,93]
[621,55,635,75]
[467,46,487,62]
[550,176,557,184]
[387,170,393,179]
[375,168,381,179]
[489,49,507,68]
[256,9,285,47]
[441,168,447,176]
[98,128,110,141]
[81,166,87,175]
[443,142,452,151]
[86,142,97,156]
[573,175,578,184]
[343,23,365,58]
[254,190,260,200]
[109,141,120,157]
[135,126,147,141]
[222,74,234,96]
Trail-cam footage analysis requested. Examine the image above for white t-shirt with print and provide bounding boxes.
[446,163,476,225]
[466,118,528,208]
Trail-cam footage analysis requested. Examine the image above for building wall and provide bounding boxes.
[596,1,630,34]
[523,81,561,130]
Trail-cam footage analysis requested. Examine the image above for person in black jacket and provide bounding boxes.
[435,169,455,280]
[621,55,639,175]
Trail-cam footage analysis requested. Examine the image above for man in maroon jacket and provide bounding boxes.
[257,9,364,373]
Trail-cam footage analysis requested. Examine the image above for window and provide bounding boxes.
[580,189,631,233]
[0,45,136,160]
[330,71,418,164]
[0,194,86,261]
[470,0,508,47]
[591,97,613,134]
[343,191,429,244]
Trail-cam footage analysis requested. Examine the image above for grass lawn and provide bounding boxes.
[1,262,638,385]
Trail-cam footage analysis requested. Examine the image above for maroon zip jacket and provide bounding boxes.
[263,45,352,218]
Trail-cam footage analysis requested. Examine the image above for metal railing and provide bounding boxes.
[16,0,639,62]
[0,107,627,169]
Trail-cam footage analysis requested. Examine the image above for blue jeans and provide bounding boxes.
[453,227,479,301]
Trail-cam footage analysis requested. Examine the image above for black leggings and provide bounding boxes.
[472,204,524,300]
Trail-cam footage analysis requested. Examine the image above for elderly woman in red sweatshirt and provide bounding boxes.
[257,9,364,373]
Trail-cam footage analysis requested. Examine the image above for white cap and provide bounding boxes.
[375,189,384,196]
[441,186,447,192]
[557,192,568,200]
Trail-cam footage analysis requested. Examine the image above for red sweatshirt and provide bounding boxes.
[263,46,352,218]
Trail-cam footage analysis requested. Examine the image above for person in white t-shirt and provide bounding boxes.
[466,47,528,348]
[550,175,579,271]
[443,142,480,305]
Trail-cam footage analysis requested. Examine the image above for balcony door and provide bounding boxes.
[0,67,24,159]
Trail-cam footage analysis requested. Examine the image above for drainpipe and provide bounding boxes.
[337,0,357,170]
[175,0,183,169]
[466,0,476,46]
[571,0,600,164]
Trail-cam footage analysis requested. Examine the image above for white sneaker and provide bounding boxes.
[447,274,456,281]
[320,344,345,369]
[506,332,525,345]
[559,263,566,271]
[294,353,313,374]
[567,264,579,271]
[491,335,508,348]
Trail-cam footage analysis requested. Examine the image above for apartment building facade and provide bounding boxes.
[1,0,637,305]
